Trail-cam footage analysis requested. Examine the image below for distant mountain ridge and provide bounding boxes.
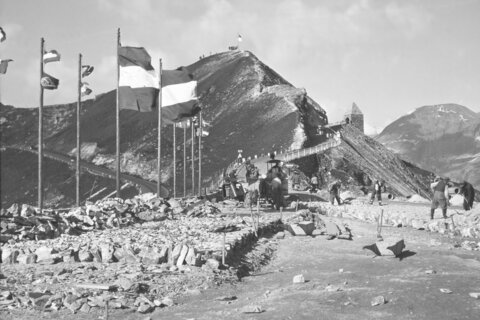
[377,103,480,186]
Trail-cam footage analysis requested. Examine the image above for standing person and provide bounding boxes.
[460,180,475,211]
[329,180,342,205]
[310,174,318,193]
[291,170,301,190]
[271,172,285,211]
[430,176,449,219]
[369,179,384,206]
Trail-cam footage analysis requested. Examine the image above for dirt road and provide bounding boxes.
[153,217,480,320]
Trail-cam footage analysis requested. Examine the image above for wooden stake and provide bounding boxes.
[222,232,226,265]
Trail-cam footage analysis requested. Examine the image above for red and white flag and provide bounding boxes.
[118,46,159,112]
[0,59,13,74]
[162,67,199,122]
[0,27,6,42]
[43,50,61,64]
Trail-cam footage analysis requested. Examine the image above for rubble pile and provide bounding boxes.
[301,199,480,241]
[0,197,284,315]
[282,209,352,239]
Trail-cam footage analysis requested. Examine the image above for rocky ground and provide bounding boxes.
[1,192,479,319]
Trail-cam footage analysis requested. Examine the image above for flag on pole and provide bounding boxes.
[162,67,199,122]
[0,27,6,42]
[81,82,92,96]
[43,50,61,63]
[238,34,242,42]
[118,46,159,112]
[0,59,13,74]
[82,65,94,78]
[41,72,59,90]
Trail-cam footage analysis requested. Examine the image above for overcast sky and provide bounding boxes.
[1,0,479,134]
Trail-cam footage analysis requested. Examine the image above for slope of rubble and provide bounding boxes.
[313,125,433,198]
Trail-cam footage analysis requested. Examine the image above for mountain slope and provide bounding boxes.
[377,104,480,186]
[1,51,328,196]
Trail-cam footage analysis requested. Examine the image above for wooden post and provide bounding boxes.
[222,232,226,265]
[115,28,121,198]
[76,53,82,207]
[173,124,176,198]
[38,37,45,214]
[198,111,202,196]
[377,209,384,241]
[183,122,186,197]
[191,118,195,196]
[157,59,162,197]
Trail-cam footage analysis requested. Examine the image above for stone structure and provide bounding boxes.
[344,103,364,134]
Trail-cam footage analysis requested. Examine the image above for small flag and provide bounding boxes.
[82,65,94,78]
[43,50,61,63]
[81,82,92,96]
[162,67,200,122]
[41,72,59,90]
[196,128,209,137]
[0,27,6,42]
[0,59,13,74]
[118,46,159,112]
[238,34,242,42]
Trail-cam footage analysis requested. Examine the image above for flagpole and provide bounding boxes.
[157,59,162,197]
[173,124,176,198]
[38,37,45,214]
[198,110,202,196]
[76,53,82,206]
[116,28,121,198]
[191,118,195,196]
[183,122,187,198]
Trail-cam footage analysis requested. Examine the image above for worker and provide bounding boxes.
[310,174,318,193]
[329,180,342,205]
[369,179,384,206]
[430,176,449,219]
[460,180,475,211]
[271,172,285,211]
[291,170,301,190]
[245,161,259,185]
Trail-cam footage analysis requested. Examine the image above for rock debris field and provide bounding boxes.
[0,192,479,318]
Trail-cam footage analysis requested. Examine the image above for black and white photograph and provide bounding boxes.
[0,0,479,319]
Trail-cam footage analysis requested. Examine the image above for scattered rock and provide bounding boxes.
[440,288,452,294]
[241,305,264,313]
[293,274,305,283]
[371,295,386,306]
[469,292,480,299]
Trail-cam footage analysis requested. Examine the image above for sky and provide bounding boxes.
[1,0,479,135]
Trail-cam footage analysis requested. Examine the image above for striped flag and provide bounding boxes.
[118,46,159,112]
[43,50,61,64]
[41,72,59,90]
[0,27,6,42]
[0,59,13,74]
[162,67,199,122]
